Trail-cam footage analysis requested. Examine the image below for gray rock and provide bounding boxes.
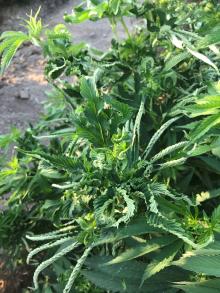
[17,88,30,100]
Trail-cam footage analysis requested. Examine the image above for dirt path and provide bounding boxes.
[0,0,121,135]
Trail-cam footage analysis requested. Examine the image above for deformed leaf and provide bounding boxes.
[80,77,98,100]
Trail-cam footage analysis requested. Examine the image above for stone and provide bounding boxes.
[17,89,30,100]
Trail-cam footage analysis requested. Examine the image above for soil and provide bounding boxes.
[0,0,126,134]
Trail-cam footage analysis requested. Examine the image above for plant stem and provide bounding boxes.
[120,17,131,39]
[109,17,119,41]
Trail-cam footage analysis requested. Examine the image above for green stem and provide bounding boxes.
[109,17,119,41]
[120,16,131,39]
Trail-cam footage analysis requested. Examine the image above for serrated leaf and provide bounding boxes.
[33,241,79,289]
[143,117,180,159]
[0,31,29,73]
[141,240,183,285]
[84,256,188,293]
[173,250,220,277]
[0,31,27,40]
[95,216,162,246]
[174,279,220,293]
[186,95,220,117]
[16,148,82,172]
[189,114,220,142]
[112,188,136,228]
[80,77,98,100]
[151,141,188,163]
[105,235,176,265]
[27,237,72,264]
[146,214,201,248]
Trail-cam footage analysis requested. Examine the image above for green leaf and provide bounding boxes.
[212,137,220,158]
[197,25,220,48]
[187,47,219,73]
[164,52,190,71]
[33,241,79,289]
[197,95,220,108]
[16,148,82,173]
[143,117,180,159]
[189,114,220,142]
[146,214,200,248]
[0,31,27,40]
[0,128,20,148]
[188,144,212,157]
[84,256,188,293]
[80,77,98,101]
[27,237,72,264]
[199,156,220,174]
[105,235,176,265]
[174,279,220,293]
[35,128,75,139]
[95,216,162,246]
[0,31,30,73]
[112,188,136,228]
[151,141,188,163]
[110,0,121,15]
[0,37,28,74]
[141,240,183,285]
[64,10,90,24]
[186,95,220,117]
[105,96,133,123]
[212,205,220,232]
[173,249,220,277]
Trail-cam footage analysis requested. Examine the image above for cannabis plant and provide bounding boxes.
[1,0,220,292]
